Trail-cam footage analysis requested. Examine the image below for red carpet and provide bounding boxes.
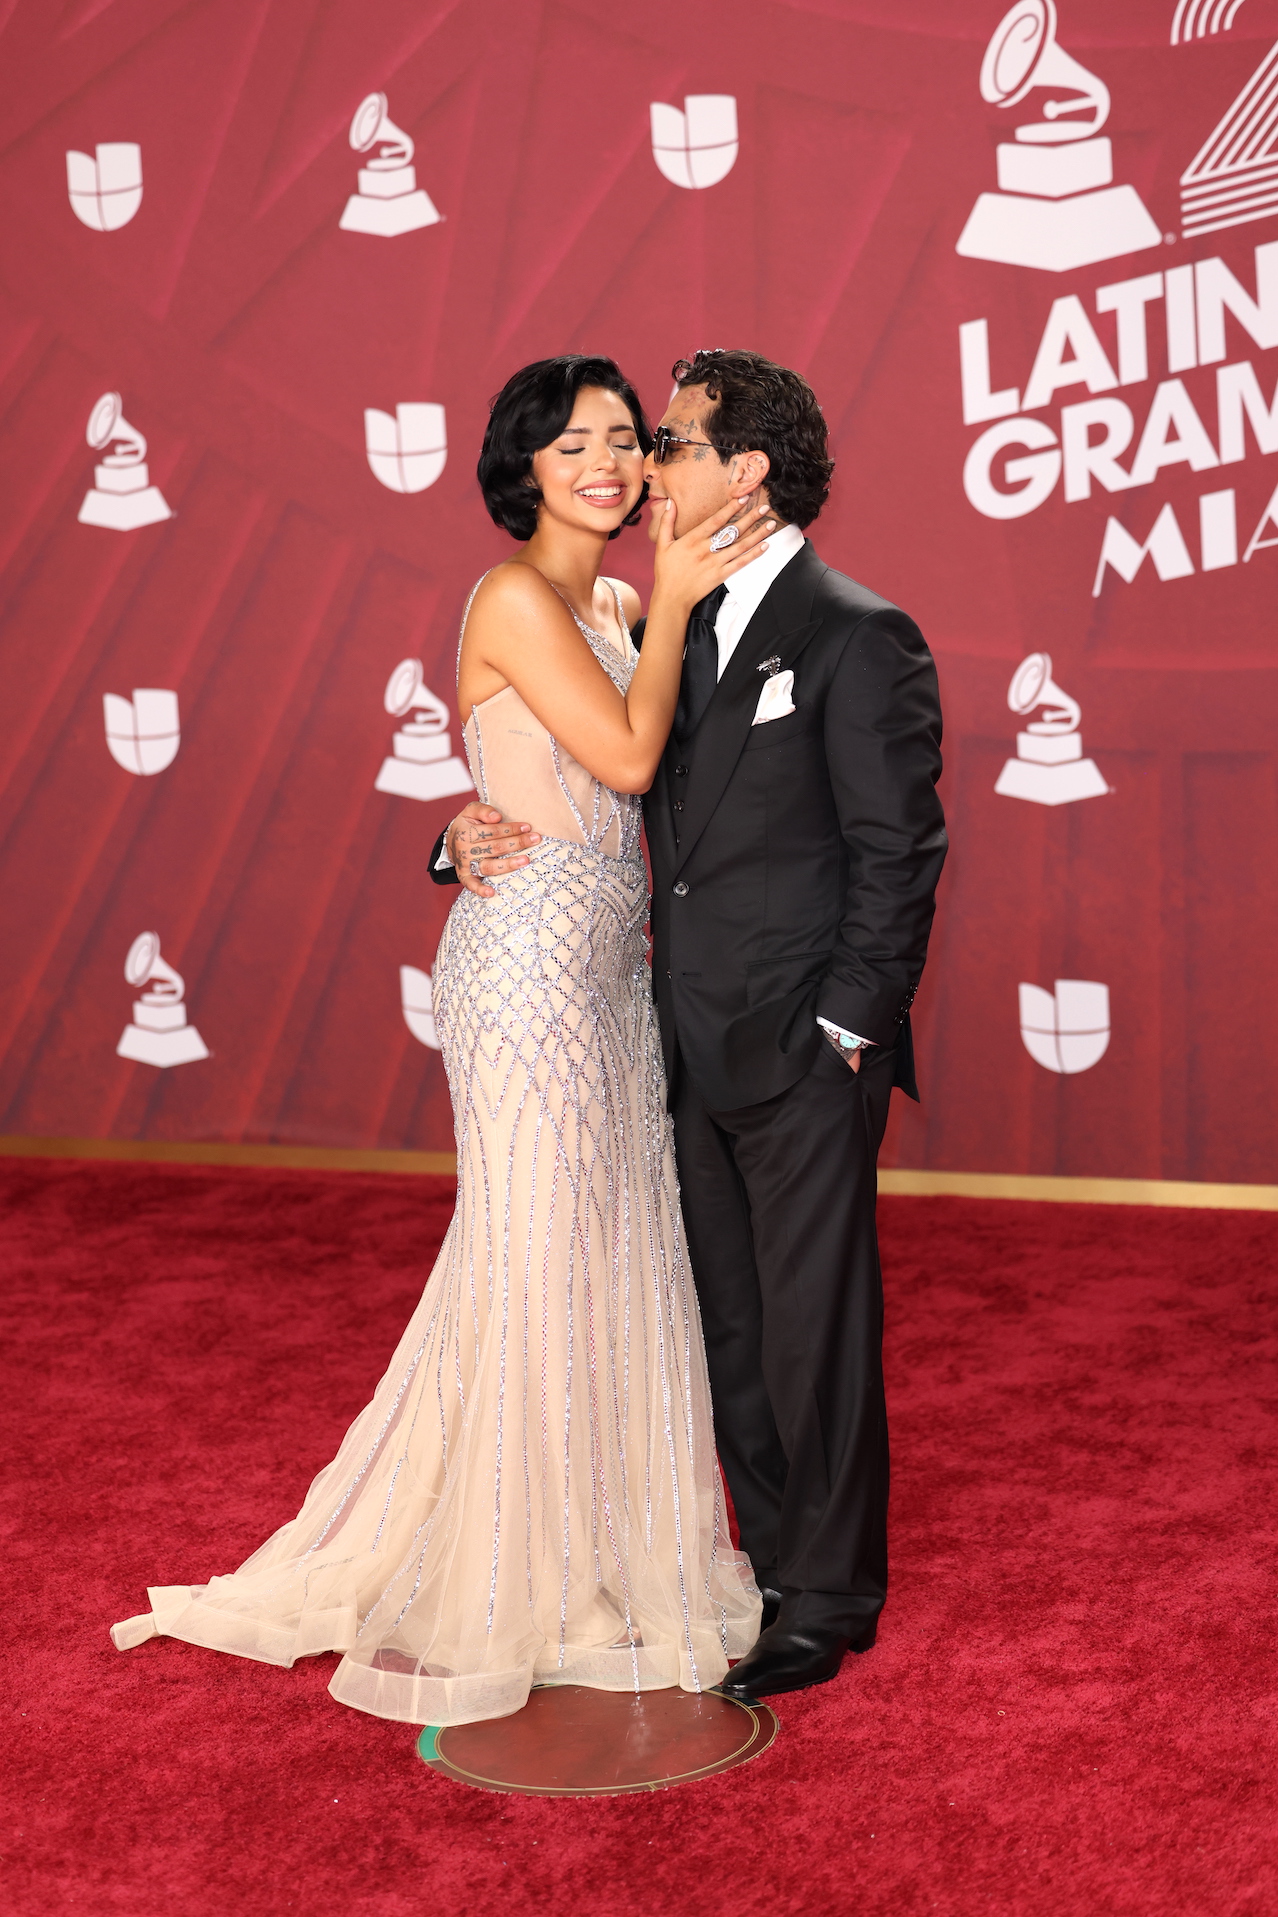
[5,1159,1275,1916]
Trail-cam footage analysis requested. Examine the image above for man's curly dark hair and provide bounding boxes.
[672,349,833,529]
[478,355,653,541]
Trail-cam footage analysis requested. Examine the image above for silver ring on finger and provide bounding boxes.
[709,524,740,552]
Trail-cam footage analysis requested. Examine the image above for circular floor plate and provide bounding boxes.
[417,1684,779,1796]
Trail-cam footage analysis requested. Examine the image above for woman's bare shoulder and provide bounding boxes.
[469,558,562,620]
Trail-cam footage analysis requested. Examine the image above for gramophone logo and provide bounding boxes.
[365,404,447,493]
[1019,979,1110,1074]
[66,143,142,231]
[956,1,1161,272]
[116,933,209,1069]
[994,653,1107,805]
[339,92,442,236]
[374,661,474,804]
[103,689,180,775]
[78,393,171,530]
[650,96,738,189]
[400,965,441,1049]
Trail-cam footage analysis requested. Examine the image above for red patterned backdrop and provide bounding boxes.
[1,0,1276,1182]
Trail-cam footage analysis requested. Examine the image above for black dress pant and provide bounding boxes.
[671,1036,895,1635]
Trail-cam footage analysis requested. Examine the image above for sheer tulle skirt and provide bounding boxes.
[112,839,760,1724]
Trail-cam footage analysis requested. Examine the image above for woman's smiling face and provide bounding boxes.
[529,385,645,536]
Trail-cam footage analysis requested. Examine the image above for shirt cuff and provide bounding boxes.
[817,1017,874,1051]
[434,847,454,871]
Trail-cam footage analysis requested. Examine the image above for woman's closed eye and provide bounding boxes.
[557,441,639,455]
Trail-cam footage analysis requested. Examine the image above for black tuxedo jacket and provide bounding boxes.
[640,539,945,1111]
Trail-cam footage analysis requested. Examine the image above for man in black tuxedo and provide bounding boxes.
[433,350,945,1699]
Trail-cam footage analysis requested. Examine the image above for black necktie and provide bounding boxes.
[674,585,728,741]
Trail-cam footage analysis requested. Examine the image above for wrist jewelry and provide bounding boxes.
[825,1027,864,1055]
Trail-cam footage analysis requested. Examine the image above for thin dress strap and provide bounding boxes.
[601,577,633,654]
[455,572,494,690]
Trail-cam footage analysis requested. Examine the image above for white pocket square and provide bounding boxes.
[752,669,795,725]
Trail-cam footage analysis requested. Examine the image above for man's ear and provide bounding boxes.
[733,449,770,493]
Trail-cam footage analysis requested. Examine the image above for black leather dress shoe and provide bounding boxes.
[718,1618,877,1701]
[758,1585,783,1631]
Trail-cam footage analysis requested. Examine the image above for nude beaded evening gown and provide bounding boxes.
[111,579,761,1727]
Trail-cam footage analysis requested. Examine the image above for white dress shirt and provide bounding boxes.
[711,520,805,678]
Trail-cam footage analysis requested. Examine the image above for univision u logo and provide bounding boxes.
[67,144,143,231]
[650,96,738,189]
[365,404,447,493]
[103,689,180,775]
[1019,979,1110,1074]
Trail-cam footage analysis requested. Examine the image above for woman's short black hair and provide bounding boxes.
[478,355,653,541]
[672,349,833,528]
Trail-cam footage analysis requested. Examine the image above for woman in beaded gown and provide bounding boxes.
[111,356,773,1726]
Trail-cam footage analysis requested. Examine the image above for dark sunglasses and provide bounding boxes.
[652,424,742,466]
[652,425,716,465]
